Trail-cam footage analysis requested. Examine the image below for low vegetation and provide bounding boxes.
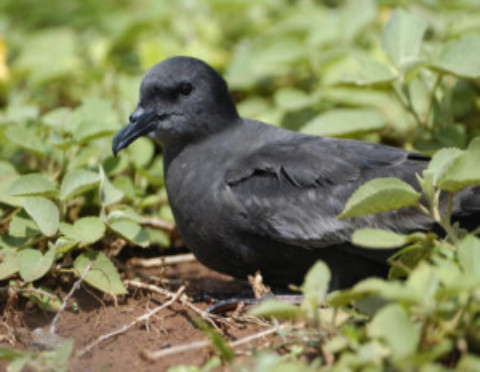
[0,0,480,370]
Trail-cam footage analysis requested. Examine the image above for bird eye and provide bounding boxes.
[178,82,193,96]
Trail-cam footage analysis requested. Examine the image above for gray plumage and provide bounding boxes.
[112,56,480,290]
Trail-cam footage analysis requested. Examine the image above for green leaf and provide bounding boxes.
[250,299,301,320]
[301,261,331,314]
[301,109,385,137]
[0,248,19,280]
[0,165,23,207]
[16,246,56,282]
[60,169,99,200]
[341,0,376,41]
[99,166,124,207]
[9,211,39,238]
[431,35,480,78]
[458,235,480,279]
[15,28,80,84]
[426,148,463,187]
[325,54,397,86]
[5,126,47,155]
[69,98,120,143]
[368,304,420,358]
[59,217,106,244]
[8,173,57,197]
[406,262,439,309]
[352,228,409,249]
[74,251,127,295]
[382,8,428,70]
[339,177,420,219]
[274,88,315,111]
[109,220,149,247]
[437,138,480,191]
[42,107,72,127]
[23,197,59,237]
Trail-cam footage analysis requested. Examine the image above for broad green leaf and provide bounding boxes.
[42,107,72,127]
[1,104,39,125]
[368,304,420,357]
[325,54,397,86]
[352,228,408,249]
[437,138,480,191]
[109,220,149,247]
[0,175,23,207]
[274,88,315,111]
[431,35,480,78]
[5,126,47,155]
[458,235,480,278]
[8,173,57,197]
[69,98,120,143]
[0,248,19,280]
[59,217,105,244]
[406,263,439,310]
[328,278,411,307]
[74,251,127,295]
[66,146,101,171]
[339,177,420,218]
[301,109,385,137]
[16,246,56,282]
[60,169,99,200]
[426,148,463,187]
[54,237,77,258]
[382,8,428,70]
[15,28,80,84]
[341,0,376,41]
[301,261,331,314]
[9,211,39,238]
[250,299,301,320]
[99,166,124,206]
[107,206,143,223]
[23,197,59,237]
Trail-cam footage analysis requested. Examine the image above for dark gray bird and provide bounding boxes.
[112,56,480,290]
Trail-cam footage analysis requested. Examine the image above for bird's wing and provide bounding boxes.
[223,135,432,250]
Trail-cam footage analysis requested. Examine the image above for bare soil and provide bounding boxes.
[0,259,274,372]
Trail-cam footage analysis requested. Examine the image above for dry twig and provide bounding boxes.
[78,285,185,357]
[141,217,175,232]
[128,253,196,267]
[124,280,226,332]
[142,325,283,361]
[49,263,92,334]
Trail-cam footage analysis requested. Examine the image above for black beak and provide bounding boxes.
[112,110,158,156]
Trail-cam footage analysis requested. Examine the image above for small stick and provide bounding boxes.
[141,217,175,232]
[49,263,92,334]
[124,280,225,332]
[129,253,196,267]
[78,285,185,357]
[143,326,282,361]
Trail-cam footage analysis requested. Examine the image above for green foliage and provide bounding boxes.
[1,0,480,370]
[338,177,420,218]
[0,339,73,372]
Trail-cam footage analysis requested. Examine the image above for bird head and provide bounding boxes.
[112,56,239,155]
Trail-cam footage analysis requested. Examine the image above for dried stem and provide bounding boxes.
[128,253,196,267]
[78,285,185,357]
[142,325,283,361]
[141,217,175,232]
[124,280,226,332]
[49,263,92,334]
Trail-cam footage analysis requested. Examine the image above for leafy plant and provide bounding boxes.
[0,0,480,370]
